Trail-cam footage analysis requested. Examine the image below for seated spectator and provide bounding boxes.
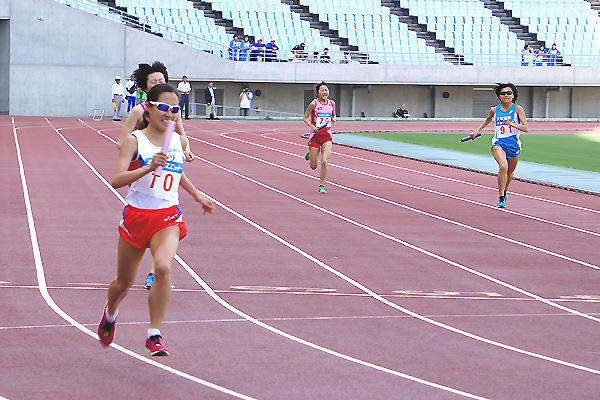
[228,35,240,61]
[535,45,547,66]
[521,44,533,66]
[547,43,561,66]
[292,43,307,61]
[250,39,266,62]
[340,51,351,64]
[320,48,331,63]
[309,51,319,63]
[265,39,279,62]
[394,104,411,119]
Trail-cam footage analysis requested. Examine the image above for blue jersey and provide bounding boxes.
[492,103,521,149]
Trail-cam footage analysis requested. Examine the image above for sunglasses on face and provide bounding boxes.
[149,101,180,113]
[500,91,513,95]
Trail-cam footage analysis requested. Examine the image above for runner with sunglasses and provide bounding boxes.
[468,83,528,208]
[98,83,214,356]
[116,62,195,289]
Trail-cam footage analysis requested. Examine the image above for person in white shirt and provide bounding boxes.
[111,76,126,121]
[239,87,253,117]
[177,75,191,120]
[125,74,136,113]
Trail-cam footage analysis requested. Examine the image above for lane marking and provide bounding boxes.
[224,131,600,237]
[72,118,490,398]
[262,130,600,214]
[189,134,600,271]
[79,119,600,376]
[12,118,255,399]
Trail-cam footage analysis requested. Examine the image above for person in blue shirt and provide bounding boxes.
[468,83,529,208]
[535,45,547,66]
[228,35,240,61]
[547,43,561,66]
[265,39,279,62]
[239,35,251,61]
[250,39,266,62]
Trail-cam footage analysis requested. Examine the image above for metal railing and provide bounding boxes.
[54,0,600,67]
[191,103,303,119]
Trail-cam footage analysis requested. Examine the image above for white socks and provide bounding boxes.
[105,307,118,323]
[147,328,161,338]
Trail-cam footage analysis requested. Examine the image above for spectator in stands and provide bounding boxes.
[250,39,266,62]
[292,43,307,61]
[340,51,351,64]
[125,74,136,113]
[309,51,319,63]
[177,75,191,120]
[547,43,561,66]
[265,39,279,62]
[111,76,125,121]
[205,82,218,119]
[535,45,547,66]
[239,35,251,61]
[239,86,253,117]
[394,104,411,119]
[520,44,533,66]
[320,48,331,63]
[229,35,240,61]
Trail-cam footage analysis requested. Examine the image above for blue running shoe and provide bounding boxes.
[144,273,155,290]
[497,196,506,208]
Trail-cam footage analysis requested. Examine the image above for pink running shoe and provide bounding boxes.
[145,335,169,356]
[97,304,116,347]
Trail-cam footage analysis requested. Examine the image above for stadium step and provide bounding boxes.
[480,0,544,48]
[583,0,600,13]
[381,0,470,65]
[95,0,158,37]
[280,0,369,59]
[189,0,253,40]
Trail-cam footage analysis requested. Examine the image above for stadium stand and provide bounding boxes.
[57,0,600,66]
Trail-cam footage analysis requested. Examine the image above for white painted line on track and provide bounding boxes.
[224,131,600,237]
[74,118,491,398]
[79,119,600,376]
[12,117,255,400]
[263,130,600,214]
[189,134,600,272]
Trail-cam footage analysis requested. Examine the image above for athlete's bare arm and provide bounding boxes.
[303,100,318,132]
[471,106,496,138]
[111,135,165,188]
[116,105,144,149]
[331,100,336,125]
[504,105,528,133]
[174,113,195,161]
[179,172,215,214]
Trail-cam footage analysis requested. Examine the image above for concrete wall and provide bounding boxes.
[0,18,8,114]
[0,0,8,18]
[7,0,600,118]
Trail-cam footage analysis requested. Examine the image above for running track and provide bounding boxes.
[2,116,599,399]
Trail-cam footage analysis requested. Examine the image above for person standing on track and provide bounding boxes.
[303,81,336,194]
[98,83,214,356]
[116,61,196,290]
[468,83,528,208]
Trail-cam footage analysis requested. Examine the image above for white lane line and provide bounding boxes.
[223,132,600,237]
[6,310,600,331]
[262,131,600,214]
[13,118,255,400]
[79,120,600,375]
[188,134,600,272]
[73,118,491,398]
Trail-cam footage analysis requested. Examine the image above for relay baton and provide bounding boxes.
[153,120,176,177]
[460,132,481,142]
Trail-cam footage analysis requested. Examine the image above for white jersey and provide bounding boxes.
[125,130,184,209]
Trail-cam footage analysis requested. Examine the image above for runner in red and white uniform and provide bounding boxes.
[116,61,195,289]
[98,84,214,356]
[303,81,336,193]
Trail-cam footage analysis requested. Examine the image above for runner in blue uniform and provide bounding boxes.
[468,83,529,208]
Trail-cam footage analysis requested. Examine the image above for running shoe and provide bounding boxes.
[145,335,169,356]
[144,273,155,290]
[318,185,327,194]
[305,152,310,161]
[497,195,506,208]
[98,304,116,347]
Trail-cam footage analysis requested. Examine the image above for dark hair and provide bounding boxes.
[147,83,178,103]
[315,81,328,96]
[494,83,518,103]
[133,61,169,92]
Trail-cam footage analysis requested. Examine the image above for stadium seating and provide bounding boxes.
[58,0,600,66]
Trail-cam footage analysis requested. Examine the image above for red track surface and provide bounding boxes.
[2,116,600,399]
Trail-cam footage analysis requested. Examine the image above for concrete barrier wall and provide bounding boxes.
[7,0,600,118]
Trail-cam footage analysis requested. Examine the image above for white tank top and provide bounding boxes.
[125,130,184,209]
